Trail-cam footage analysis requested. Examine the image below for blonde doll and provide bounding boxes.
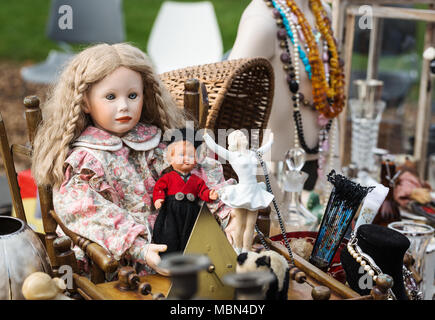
[32,43,233,277]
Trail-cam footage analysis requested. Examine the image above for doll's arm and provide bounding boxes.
[203,133,230,161]
[153,174,169,202]
[257,132,274,155]
[197,177,218,203]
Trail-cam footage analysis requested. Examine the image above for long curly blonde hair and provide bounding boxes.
[32,43,187,188]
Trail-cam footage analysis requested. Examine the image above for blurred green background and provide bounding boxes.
[0,0,251,62]
[0,0,429,104]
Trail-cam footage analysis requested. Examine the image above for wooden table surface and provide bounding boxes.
[89,273,347,300]
[94,274,171,300]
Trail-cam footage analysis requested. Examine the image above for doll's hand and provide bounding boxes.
[154,199,164,210]
[209,189,218,201]
[145,244,169,276]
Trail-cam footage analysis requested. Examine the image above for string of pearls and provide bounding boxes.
[274,0,301,149]
[347,235,397,300]
[274,0,311,79]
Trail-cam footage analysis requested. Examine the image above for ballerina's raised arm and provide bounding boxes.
[203,133,230,161]
[257,132,274,155]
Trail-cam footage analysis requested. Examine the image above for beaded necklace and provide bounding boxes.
[285,0,345,119]
[267,0,332,155]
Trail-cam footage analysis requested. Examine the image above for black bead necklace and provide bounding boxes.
[271,0,332,155]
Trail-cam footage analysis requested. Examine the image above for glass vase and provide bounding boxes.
[388,221,434,297]
[349,98,386,174]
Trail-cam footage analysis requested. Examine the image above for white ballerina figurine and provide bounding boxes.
[203,130,274,253]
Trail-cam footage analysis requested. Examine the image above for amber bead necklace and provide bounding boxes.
[268,0,332,155]
[284,0,345,119]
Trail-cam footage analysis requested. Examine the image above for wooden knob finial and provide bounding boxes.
[138,282,152,296]
[53,236,73,254]
[185,78,200,91]
[24,96,40,109]
[294,271,307,284]
[311,286,331,300]
[117,266,138,291]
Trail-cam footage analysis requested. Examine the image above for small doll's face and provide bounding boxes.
[169,141,197,173]
[84,66,143,137]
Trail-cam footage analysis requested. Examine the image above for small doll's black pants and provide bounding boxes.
[152,196,200,256]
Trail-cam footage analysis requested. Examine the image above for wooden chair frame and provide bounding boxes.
[1,67,388,300]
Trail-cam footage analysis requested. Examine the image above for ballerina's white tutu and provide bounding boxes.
[203,133,274,211]
[220,181,274,210]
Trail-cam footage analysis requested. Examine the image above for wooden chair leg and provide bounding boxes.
[90,262,106,284]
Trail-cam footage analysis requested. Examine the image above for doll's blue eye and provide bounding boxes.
[129,93,138,99]
[106,94,115,100]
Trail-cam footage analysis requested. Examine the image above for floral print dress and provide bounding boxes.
[53,123,235,277]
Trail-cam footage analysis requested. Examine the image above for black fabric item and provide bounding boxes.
[340,224,410,300]
[301,159,318,190]
[152,196,200,256]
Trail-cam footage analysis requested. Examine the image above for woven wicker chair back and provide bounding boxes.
[159,57,275,144]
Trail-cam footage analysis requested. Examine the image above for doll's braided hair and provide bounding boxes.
[32,43,187,188]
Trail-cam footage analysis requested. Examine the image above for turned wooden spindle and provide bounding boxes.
[53,236,79,274]
[295,271,307,284]
[117,266,139,291]
[184,79,200,123]
[22,96,60,271]
[23,95,42,145]
[199,82,210,128]
[289,266,307,284]
[290,265,331,300]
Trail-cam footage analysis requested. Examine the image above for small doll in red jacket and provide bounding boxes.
[152,128,218,254]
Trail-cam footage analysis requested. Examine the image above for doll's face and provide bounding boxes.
[228,131,249,151]
[169,141,197,174]
[84,66,143,137]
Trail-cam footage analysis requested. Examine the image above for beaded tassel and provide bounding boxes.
[309,171,374,270]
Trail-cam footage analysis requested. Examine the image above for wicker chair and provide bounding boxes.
[160,57,275,179]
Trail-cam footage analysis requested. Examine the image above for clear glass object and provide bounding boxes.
[270,147,318,234]
[388,221,434,297]
[349,98,386,174]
